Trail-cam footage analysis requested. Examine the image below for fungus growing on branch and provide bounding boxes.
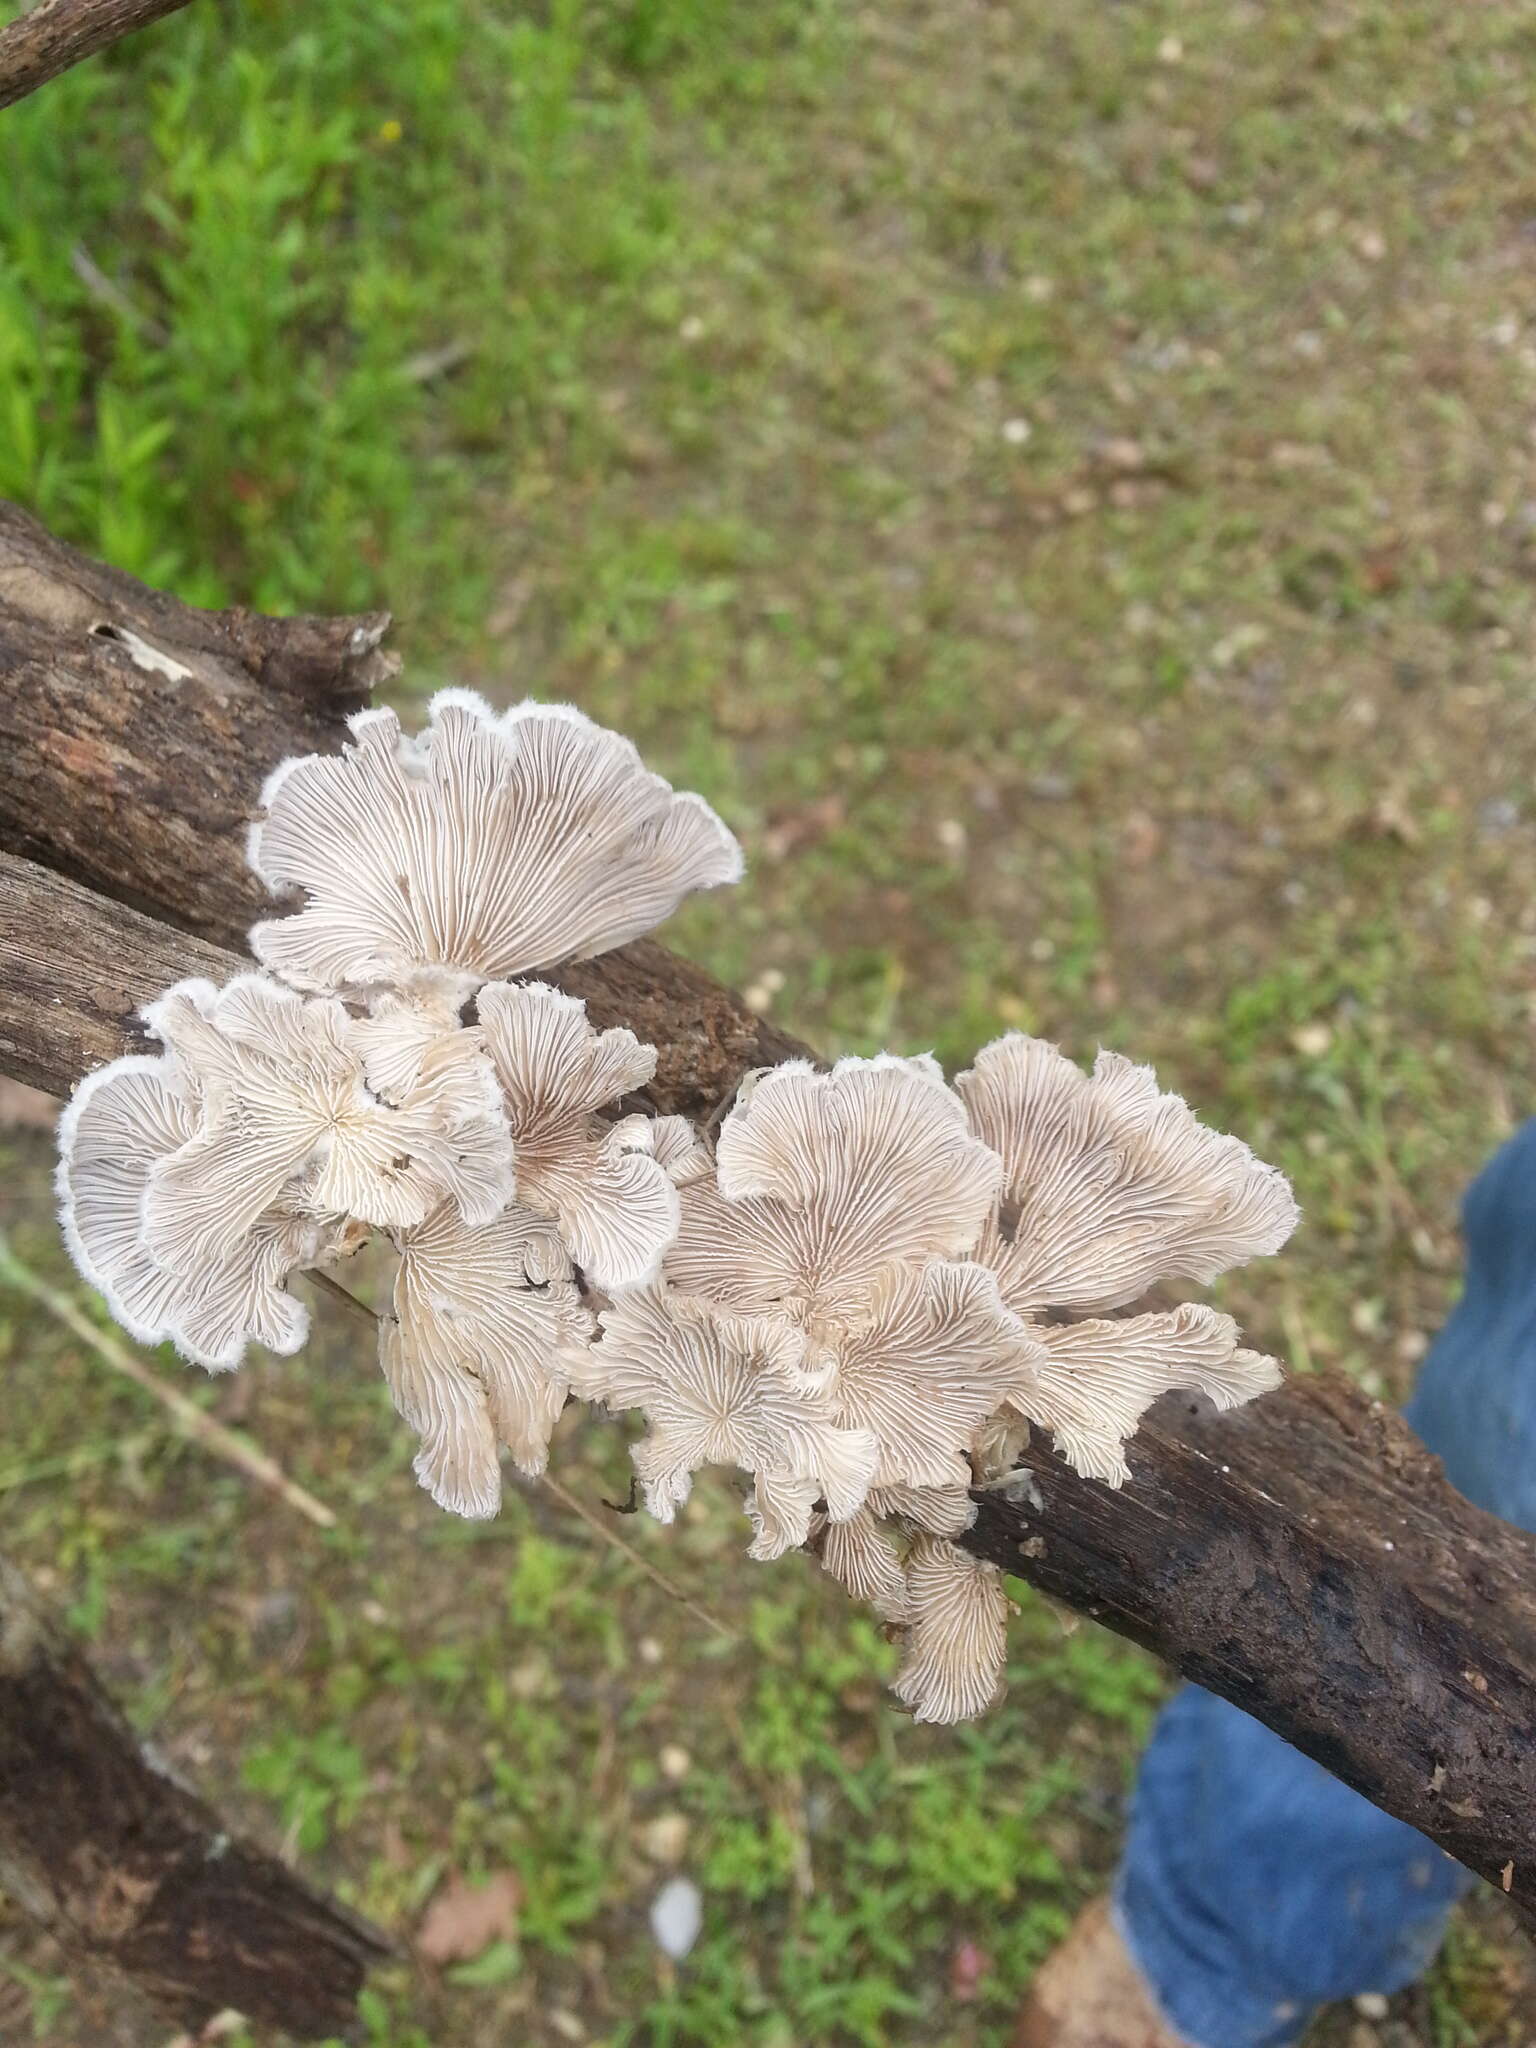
[606,1038,1294,1721]
[56,1052,348,1372]
[58,695,741,1509]
[51,691,1300,1729]
[383,1201,592,1517]
[477,979,681,1291]
[957,1032,1295,1488]
[248,691,743,997]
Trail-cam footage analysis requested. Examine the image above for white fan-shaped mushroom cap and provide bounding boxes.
[56,1056,197,1344]
[348,986,467,1103]
[139,976,510,1285]
[971,1409,1033,1485]
[828,1260,1045,1489]
[647,1114,713,1188]
[867,1480,978,1537]
[248,692,744,996]
[478,980,678,1290]
[1013,1300,1282,1487]
[348,991,515,1225]
[667,1056,1003,1332]
[813,1508,910,1621]
[892,1537,1010,1725]
[383,1200,593,1518]
[956,1033,1298,1316]
[55,1054,334,1372]
[744,1468,827,1563]
[574,1288,879,1552]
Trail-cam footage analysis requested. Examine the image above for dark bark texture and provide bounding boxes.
[0,0,195,110]
[4,494,1536,1926]
[0,853,232,1094]
[0,1554,390,2033]
[964,1379,1536,1914]
[0,499,803,1122]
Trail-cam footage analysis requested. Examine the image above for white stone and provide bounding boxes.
[650,1877,703,1960]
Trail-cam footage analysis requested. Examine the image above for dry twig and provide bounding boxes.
[0,1234,336,1529]
[307,1271,735,1640]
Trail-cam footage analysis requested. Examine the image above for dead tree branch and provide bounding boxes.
[3,496,1535,1920]
[964,1381,1536,1914]
[0,1551,390,2032]
[0,0,195,112]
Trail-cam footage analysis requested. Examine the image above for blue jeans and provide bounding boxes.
[1115,1120,1536,2048]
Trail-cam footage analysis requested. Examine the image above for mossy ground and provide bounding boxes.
[4,2,1536,2040]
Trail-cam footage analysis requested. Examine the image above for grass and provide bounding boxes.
[5,0,1536,2040]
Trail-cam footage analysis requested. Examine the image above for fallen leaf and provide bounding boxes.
[948,1938,992,2001]
[417,1870,523,1965]
[1118,809,1162,869]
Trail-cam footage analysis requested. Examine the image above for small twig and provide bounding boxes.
[306,1264,383,1328]
[539,1472,735,1642]
[399,338,476,386]
[303,1270,735,1639]
[0,1234,336,1529]
[701,1084,738,1137]
[69,243,170,343]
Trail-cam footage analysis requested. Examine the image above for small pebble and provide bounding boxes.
[641,1812,691,1864]
[1354,1993,1390,2020]
[508,1654,550,1700]
[660,1744,692,1781]
[650,1876,703,1960]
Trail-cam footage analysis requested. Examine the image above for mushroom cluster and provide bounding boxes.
[575,1045,1296,1721]
[56,691,1298,1723]
[57,692,741,1516]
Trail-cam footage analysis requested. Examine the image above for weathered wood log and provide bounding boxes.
[0,500,803,1121]
[965,1381,1536,1915]
[0,1551,390,2033]
[4,498,1535,1923]
[0,500,394,943]
[7,848,1536,1912]
[0,853,231,1094]
[0,0,195,110]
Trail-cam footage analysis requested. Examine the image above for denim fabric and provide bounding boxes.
[1114,1119,1536,2048]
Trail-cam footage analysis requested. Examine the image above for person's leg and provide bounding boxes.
[1114,1694,1471,2047]
[1109,1117,1536,2047]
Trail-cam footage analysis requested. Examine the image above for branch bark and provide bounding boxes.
[0,499,804,1119]
[3,496,1534,1923]
[963,1381,1536,1915]
[0,1551,390,2033]
[0,0,194,111]
[0,853,230,1094]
